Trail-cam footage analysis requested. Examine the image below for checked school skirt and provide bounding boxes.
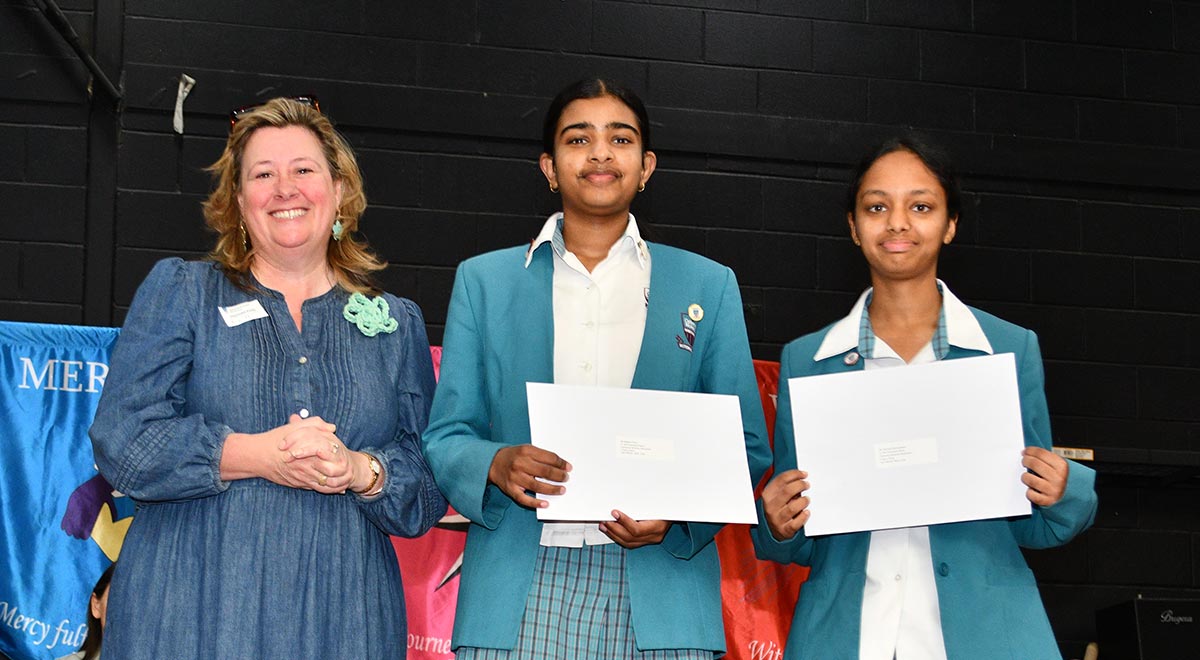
[454,544,716,660]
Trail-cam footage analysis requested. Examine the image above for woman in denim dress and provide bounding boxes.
[89,98,446,659]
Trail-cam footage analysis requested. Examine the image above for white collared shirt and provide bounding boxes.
[815,281,992,660]
[527,212,651,547]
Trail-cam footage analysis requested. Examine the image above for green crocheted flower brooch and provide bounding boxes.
[343,293,398,337]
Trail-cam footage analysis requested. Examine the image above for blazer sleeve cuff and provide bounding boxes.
[750,498,813,564]
[1040,458,1098,536]
[441,440,509,528]
[661,521,723,559]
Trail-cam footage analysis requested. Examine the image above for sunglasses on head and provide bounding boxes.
[229,95,321,128]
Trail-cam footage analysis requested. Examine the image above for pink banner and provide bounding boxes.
[393,520,465,659]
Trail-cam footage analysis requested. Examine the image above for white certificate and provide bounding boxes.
[789,353,1031,536]
[527,383,757,524]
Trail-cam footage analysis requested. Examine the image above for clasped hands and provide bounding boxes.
[761,446,1071,542]
[488,445,671,549]
[265,414,369,494]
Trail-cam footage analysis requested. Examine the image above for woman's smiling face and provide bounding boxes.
[237,124,343,261]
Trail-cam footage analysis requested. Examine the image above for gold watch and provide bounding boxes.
[361,454,382,495]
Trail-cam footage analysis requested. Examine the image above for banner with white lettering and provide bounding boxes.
[0,321,124,660]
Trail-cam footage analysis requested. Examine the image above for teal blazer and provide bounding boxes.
[423,240,771,652]
[752,306,1098,660]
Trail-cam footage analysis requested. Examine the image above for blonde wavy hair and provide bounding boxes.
[202,97,384,294]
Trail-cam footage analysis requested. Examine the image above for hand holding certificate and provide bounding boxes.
[788,353,1031,536]
[526,383,757,524]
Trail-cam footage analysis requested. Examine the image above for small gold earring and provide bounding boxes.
[239,223,249,249]
[638,183,645,193]
[549,183,559,193]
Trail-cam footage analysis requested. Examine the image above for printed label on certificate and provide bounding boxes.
[615,435,675,460]
[874,437,938,468]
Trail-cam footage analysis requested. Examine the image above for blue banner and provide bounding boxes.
[0,321,127,660]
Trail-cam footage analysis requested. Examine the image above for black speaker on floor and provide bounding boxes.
[1096,597,1200,659]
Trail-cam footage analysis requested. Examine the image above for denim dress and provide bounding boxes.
[89,258,447,659]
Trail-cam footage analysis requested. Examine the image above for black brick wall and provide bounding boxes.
[4,0,1200,655]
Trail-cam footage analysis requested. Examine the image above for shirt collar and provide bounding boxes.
[524,212,649,268]
[813,279,992,361]
[941,282,992,355]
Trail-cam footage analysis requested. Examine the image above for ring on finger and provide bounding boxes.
[317,473,328,486]
[330,442,339,454]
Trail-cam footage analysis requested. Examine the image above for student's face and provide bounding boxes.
[847,149,956,283]
[539,95,656,219]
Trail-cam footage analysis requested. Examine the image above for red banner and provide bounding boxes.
[716,360,807,660]
[394,351,803,659]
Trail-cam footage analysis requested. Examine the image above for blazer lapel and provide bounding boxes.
[505,243,555,387]
[944,345,991,361]
[631,246,692,391]
[807,346,868,377]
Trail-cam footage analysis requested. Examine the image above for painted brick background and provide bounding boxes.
[4,1,1200,655]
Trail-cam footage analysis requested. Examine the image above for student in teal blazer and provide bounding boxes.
[423,79,770,658]
[753,137,1097,660]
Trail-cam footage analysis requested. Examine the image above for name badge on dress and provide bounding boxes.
[218,300,269,327]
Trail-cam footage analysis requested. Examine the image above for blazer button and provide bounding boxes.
[938,562,950,577]
[844,351,860,366]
